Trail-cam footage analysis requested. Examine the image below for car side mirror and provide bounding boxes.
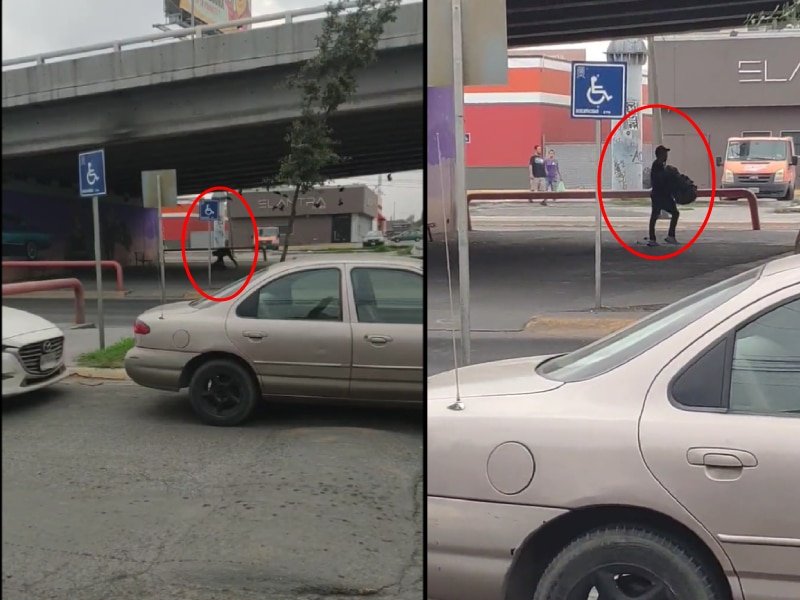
[791,155,798,166]
[715,156,723,167]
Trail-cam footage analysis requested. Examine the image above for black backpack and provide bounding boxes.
[667,167,698,205]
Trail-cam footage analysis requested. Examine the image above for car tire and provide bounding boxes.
[533,525,725,600]
[188,358,259,427]
[25,241,38,260]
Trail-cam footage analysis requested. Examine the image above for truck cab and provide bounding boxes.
[716,136,798,201]
[256,227,280,250]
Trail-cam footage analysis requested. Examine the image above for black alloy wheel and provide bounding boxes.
[189,359,259,427]
[534,525,725,600]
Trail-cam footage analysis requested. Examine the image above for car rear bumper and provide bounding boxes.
[427,496,567,600]
[124,346,199,391]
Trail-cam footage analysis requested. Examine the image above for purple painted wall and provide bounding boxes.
[427,86,456,229]
[2,189,158,264]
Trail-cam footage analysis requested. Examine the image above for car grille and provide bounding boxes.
[736,174,772,184]
[18,336,64,374]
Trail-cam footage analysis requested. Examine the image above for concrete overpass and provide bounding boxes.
[1,2,422,196]
[506,0,786,45]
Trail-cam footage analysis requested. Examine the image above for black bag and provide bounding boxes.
[668,167,698,205]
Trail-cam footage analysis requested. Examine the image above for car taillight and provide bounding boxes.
[133,319,150,335]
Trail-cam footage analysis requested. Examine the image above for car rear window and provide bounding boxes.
[537,267,762,383]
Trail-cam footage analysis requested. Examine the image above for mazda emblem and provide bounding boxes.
[42,340,53,353]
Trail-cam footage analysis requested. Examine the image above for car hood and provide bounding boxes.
[2,306,61,341]
[427,355,564,401]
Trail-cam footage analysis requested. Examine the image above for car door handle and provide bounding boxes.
[242,330,267,340]
[687,448,758,468]
[365,334,393,345]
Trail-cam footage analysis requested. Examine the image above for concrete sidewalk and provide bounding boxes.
[470,198,800,233]
[427,229,795,334]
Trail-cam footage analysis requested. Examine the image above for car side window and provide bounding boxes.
[671,338,728,409]
[729,298,800,416]
[350,268,422,325]
[236,268,342,321]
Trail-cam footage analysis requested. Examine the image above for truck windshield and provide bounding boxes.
[726,140,787,161]
[258,228,279,237]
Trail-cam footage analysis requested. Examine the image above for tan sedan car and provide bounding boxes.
[428,254,799,600]
[125,255,423,426]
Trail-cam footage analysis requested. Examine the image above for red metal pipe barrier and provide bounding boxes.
[465,188,761,232]
[2,278,86,325]
[2,260,125,291]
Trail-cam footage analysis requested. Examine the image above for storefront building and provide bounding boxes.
[227,185,381,247]
[653,29,800,189]
[464,51,653,190]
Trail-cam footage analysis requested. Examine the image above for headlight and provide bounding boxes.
[775,169,785,182]
[2,345,11,352]
[724,170,734,183]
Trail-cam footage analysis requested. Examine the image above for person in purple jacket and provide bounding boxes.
[541,149,562,206]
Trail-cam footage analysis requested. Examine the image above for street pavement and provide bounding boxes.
[2,380,422,600]
[428,333,593,376]
[428,229,795,332]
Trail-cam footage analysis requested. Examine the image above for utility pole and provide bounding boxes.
[647,35,663,146]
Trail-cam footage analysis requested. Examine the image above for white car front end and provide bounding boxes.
[2,306,69,398]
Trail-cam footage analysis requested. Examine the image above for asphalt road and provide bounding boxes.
[428,230,795,331]
[2,298,160,328]
[2,381,422,600]
[427,333,595,375]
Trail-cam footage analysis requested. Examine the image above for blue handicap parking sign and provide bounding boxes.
[78,149,107,197]
[199,200,220,222]
[571,62,627,119]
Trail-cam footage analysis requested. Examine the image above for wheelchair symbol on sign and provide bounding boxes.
[85,163,99,185]
[204,204,216,217]
[586,75,613,105]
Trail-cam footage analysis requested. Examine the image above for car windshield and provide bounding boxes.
[188,269,269,308]
[726,140,788,161]
[258,227,279,237]
[537,267,762,383]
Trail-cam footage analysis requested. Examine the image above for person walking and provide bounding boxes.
[541,149,562,206]
[528,145,547,203]
[648,145,680,247]
[212,239,238,268]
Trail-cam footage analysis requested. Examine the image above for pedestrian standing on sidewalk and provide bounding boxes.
[528,145,547,203]
[541,149,562,206]
[648,145,680,247]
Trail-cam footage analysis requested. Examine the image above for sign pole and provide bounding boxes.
[157,174,167,308]
[451,0,471,366]
[92,196,105,349]
[594,119,603,310]
[208,221,212,287]
[569,62,626,313]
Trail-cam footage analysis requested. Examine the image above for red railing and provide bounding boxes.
[2,260,125,291]
[465,188,761,232]
[2,278,86,324]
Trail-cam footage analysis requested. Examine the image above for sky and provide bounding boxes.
[2,0,423,220]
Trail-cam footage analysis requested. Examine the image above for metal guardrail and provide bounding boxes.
[2,279,86,324]
[2,261,125,291]
[465,188,762,232]
[2,1,412,69]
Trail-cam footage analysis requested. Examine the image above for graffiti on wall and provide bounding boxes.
[611,100,644,190]
[1,189,158,263]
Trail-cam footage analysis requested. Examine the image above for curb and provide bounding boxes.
[68,367,130,381]
[524,314,640,338]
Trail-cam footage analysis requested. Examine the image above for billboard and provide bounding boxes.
[164,0,252,32]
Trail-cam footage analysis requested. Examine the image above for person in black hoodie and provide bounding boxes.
[648,145,679,247]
